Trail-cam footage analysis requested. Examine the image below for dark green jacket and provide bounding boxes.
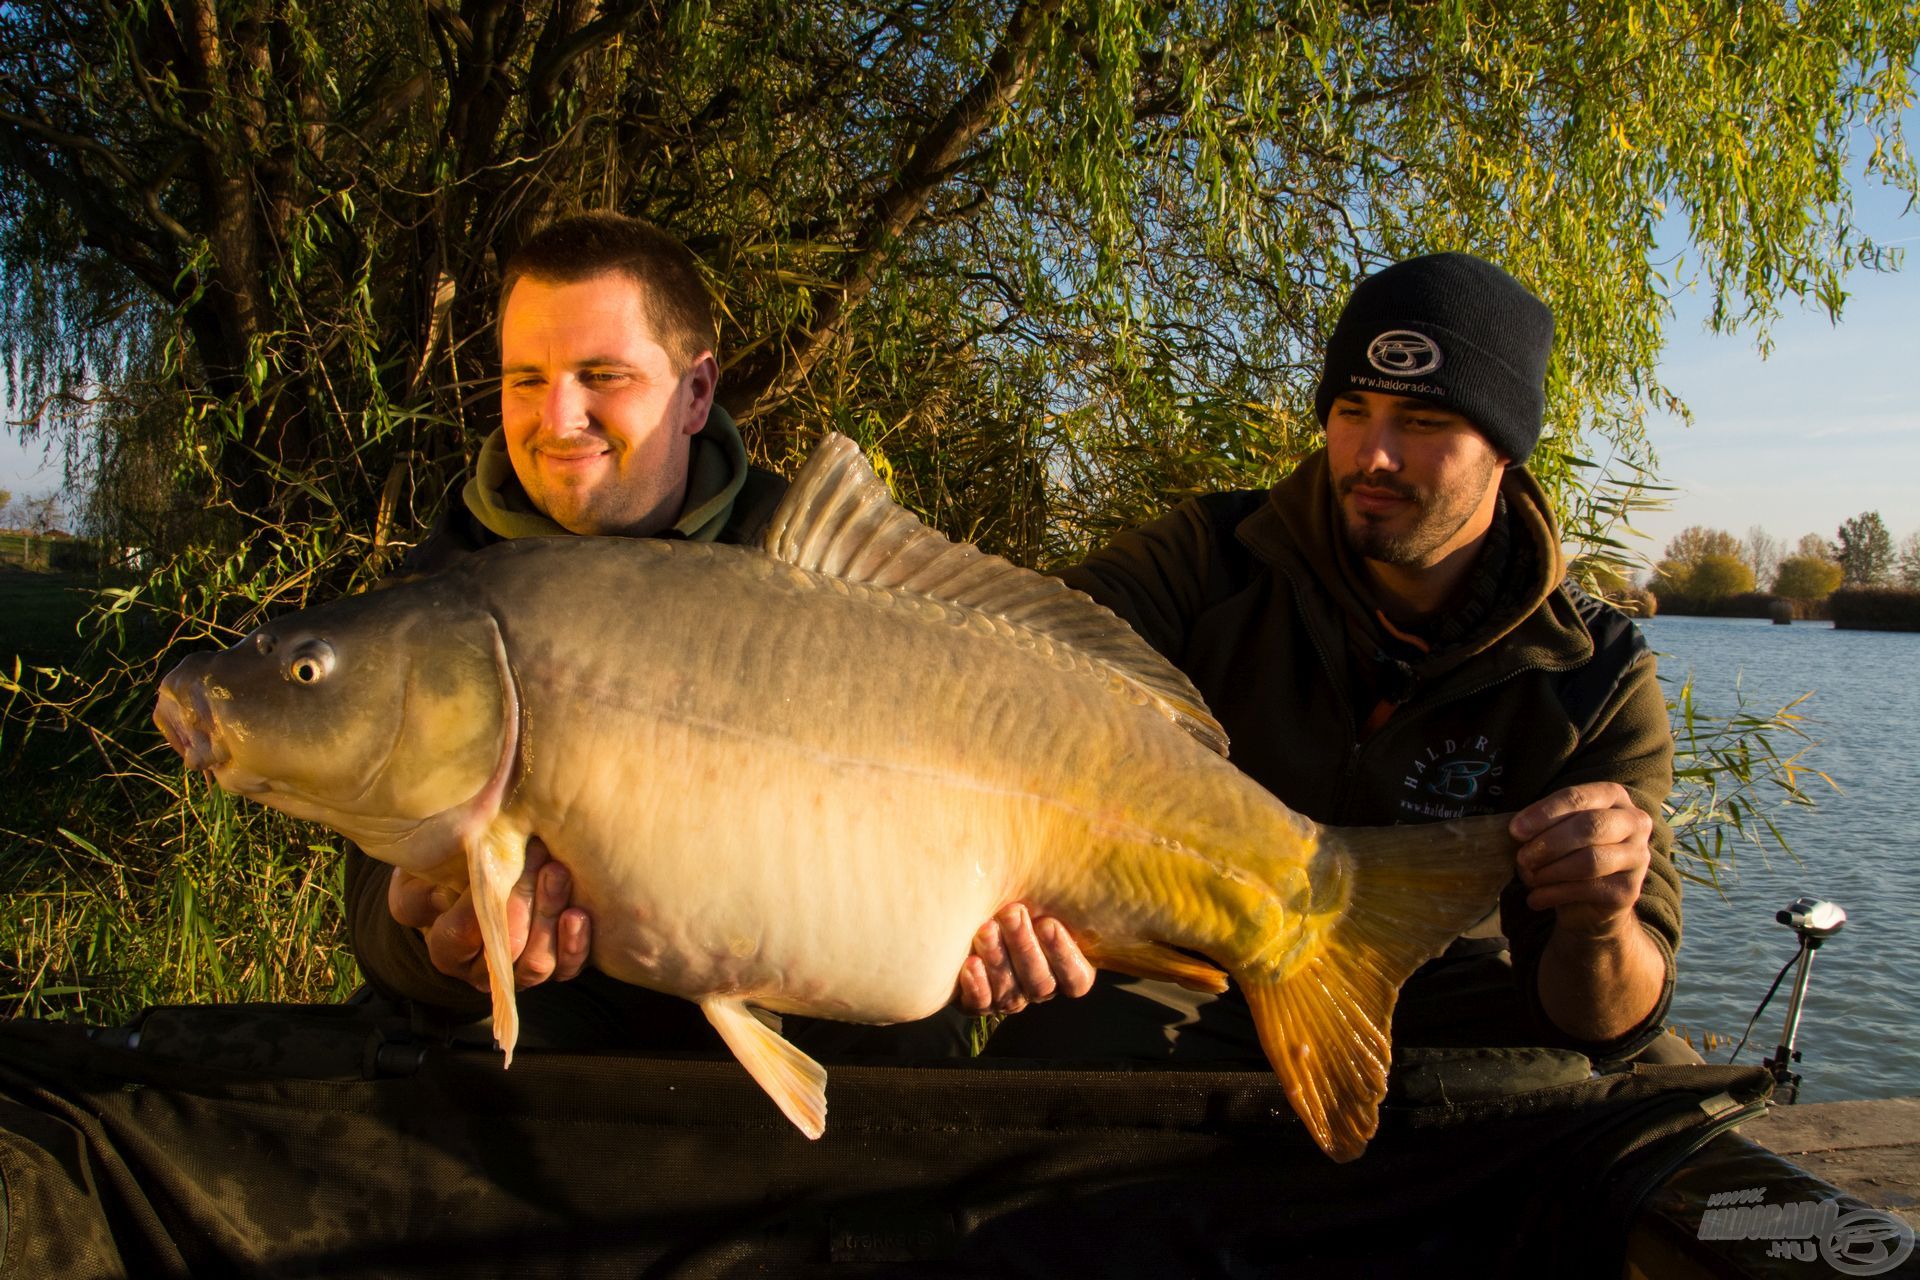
[1056,450,1681,1056]
[344,407,785,1021]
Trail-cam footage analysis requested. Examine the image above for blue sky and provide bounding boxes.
[1633,132,1918,561]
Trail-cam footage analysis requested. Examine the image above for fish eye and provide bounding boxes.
[287,642,336,685]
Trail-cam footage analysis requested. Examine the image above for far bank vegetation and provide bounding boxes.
[1647,516,1920,629]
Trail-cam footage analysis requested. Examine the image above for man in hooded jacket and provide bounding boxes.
[980,252,1686,1062]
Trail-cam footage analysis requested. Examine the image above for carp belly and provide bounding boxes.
[545,740,1027,1024]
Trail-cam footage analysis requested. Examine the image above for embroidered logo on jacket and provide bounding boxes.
[1400,736,1505,819]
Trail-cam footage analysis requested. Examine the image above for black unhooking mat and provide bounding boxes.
[0,1004,1772,1279]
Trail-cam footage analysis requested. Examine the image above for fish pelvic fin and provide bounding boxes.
[765,434,1227,755]
[1074,930,1229,994]
[1241,813,1517,1163]
[464,825,528,1068]
[702,998,829,1140]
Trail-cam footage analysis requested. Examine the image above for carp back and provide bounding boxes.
[153,579,518,871]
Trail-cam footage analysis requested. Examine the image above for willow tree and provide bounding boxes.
[5,0,1914,562]
[0,0,1909,1011]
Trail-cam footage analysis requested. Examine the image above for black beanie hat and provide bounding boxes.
[1313,253,1554,464]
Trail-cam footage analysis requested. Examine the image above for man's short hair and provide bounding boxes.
[499,213,718,370]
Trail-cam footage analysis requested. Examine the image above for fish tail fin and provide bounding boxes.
[1239,813,1516,1162]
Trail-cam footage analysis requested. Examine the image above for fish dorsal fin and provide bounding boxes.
[764,434,1227,755]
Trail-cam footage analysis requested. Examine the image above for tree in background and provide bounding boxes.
[1650,525,1742,598]
[1796,532,1839,561]
[1898,533,1920,590]
[1,493,64,536]
[1741,526,1783,589]
[0,488,11,527]
[1773,555,1845,601]
[1664,526,1743,567]
[1649,558,1696,599]
[1688,554,1756,603]
[1,0,1915,577]
[1835,511,1895,586]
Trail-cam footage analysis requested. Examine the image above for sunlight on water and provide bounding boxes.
[1641,616,1920,1101]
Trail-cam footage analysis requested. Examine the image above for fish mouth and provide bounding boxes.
[154,673,231,776]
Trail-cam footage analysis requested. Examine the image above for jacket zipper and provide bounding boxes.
[1273,557,1586,821]
[1275,560,1368,820]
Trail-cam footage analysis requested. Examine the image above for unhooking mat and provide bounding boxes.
[0,1003,1775,1279]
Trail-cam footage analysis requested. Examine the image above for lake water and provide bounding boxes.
[1639,614,1919,1101]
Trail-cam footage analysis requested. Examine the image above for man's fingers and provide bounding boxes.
[553,908,591,983]
[956,954,994,1015]
[969,917,1027,1015]
[1519,837,1649,888]
[388,868,452,932]
[1515,807,1651,876]
[983,917,1027,1014]
[999,904,1058,1002]
[1509,781,1634,842]
[502,842,549,957]
[1034,917,1095,999]
[424,893,485,986]
[1525,871,1643,921]
[512,861,571,988]
[963,905,1096,1015]
[404,843,573,992]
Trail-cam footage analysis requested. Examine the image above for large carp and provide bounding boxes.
[155,434,1516,1161]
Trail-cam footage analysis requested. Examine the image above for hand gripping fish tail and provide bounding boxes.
[152,431,1517,1162]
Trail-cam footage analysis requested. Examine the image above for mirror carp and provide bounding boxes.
[155,434,1517,1161]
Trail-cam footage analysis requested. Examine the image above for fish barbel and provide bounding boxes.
[154,434,1516,1160]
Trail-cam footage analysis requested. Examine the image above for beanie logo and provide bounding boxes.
[1366,330,1443,377]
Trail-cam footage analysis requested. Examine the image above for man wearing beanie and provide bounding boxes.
[976,252,1684,1066]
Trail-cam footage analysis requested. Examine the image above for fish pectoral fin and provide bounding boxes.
[464,826,527,1067]
[1075,930,1229,994]
[701,997,828,1139]
[1239,950,1394,1165]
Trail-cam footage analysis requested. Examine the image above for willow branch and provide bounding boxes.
[527,0,660,109]
[0,105,196,244]
[740,0,1068,414]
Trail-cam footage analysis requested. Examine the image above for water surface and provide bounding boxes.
[1641,615,1918,1101]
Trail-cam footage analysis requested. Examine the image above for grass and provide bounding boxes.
[1,565,360,1023]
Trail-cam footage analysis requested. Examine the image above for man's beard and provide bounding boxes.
[1335,458,1500,568]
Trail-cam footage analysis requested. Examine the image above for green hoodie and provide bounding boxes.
[1056,450,1680,1056]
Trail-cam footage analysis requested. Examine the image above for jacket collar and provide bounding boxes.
[1237,449,1592,684]
[461,403,753,544]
